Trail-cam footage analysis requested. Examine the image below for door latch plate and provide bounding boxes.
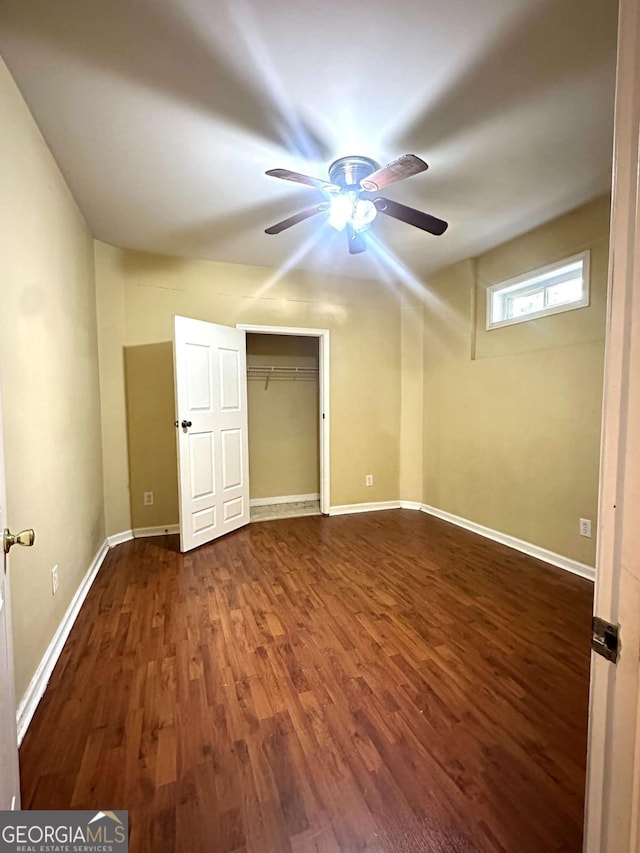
[592,616,620,663]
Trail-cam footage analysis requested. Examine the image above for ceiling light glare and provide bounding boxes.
[328,193,354,232]
[352,199,377,233]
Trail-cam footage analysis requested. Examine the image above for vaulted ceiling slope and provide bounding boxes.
[0,0,618,280]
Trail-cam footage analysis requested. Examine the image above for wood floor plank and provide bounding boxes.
[19,510,593,852]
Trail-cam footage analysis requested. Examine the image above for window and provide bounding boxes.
[486,251,590,330]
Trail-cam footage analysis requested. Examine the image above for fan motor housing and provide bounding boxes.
[328,156,379,190]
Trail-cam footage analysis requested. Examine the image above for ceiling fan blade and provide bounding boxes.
[265,168,341,193]
[347,224,367,254]
[360,154,428,192]
[264,203,328,235]
[374,197,448,236]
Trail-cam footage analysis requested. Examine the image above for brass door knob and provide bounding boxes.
[3,528,35,555]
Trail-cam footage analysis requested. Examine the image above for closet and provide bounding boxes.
[246,333,320,521]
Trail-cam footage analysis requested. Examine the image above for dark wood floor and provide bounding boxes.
[19,510,594,852]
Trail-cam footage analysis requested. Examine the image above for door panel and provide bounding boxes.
[192,506,216,535]
[189,433,215,499]
[174,316,250,552]
[219,349,241,410]
[186,344,212,411]
[223,497,244,522]
[221,429,243,490]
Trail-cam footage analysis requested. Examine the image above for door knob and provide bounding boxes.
[181,420,192,430]
[3,528,35,555]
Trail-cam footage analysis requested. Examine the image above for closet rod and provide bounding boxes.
[246,365,319,389]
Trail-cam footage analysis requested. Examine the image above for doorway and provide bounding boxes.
[246,333,320,522]
[237,324,330,516]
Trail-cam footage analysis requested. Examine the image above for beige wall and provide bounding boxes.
[124,343,178,530]
[0,56,105,700]
[95,243,402,533]
[246,334,319,501]
[95,241,131,536]
[400,291,424,504]
[423,196,609,564]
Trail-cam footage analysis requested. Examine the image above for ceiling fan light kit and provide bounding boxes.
[264,153,448,255]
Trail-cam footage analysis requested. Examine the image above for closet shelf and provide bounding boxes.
[247,365,319,388]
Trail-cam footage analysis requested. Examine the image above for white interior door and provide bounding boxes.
[173,316,250,553]
[0,393,20,810]
[583,0,640,849]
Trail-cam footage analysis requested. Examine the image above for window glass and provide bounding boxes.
[545,277,583,306]
[507,290,544,318]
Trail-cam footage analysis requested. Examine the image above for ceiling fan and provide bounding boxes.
[264,154,448,255]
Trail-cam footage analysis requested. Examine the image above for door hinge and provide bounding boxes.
[591,616,620,663]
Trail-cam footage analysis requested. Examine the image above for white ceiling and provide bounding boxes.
[0,0,618,280]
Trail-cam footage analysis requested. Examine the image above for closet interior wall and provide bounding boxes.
[246,334,320,518]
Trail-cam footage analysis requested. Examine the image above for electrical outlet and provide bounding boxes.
[144,491,154,506]
[51,565,59,596]
[365,474,374,487]
[580,518,592,538]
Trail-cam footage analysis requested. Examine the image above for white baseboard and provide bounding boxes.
[325,501,595,580]
[420,503,595,582]
[16,539,110,745]
[399,500,422,511]
[133,524,179,537]
[329,500,401,516]
[107,529,133,547]
[250,493,320,508]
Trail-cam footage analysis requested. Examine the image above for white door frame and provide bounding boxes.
[236,324,330,514]
[583,0,640,850]
[0,389,20,810]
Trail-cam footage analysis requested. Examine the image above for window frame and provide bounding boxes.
[485,250,591,330]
